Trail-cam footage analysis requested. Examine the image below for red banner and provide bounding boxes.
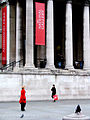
[2,6,7,65]
[35,2,45,45]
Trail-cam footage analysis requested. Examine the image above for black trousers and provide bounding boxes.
[21,103,26,111]
[52,93,55,98]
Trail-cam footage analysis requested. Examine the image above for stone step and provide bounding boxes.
[13,67,90,75]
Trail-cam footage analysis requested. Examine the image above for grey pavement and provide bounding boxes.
[0,99,90,120]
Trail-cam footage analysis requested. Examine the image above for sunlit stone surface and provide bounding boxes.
[63,113,90,120]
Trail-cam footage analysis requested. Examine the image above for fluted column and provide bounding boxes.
[65,0,73,69]
[46,0,55,69]
[7,4,10,64]
[25,0,34,68]
[16,1,23,66]
[83,3,90,69]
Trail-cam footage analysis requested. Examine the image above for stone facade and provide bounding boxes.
[0,70,90,101]
[0,0,90,101]
[0,0,90,69]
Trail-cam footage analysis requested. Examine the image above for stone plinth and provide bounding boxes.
[1,69,90,101]
[62,113,90,120]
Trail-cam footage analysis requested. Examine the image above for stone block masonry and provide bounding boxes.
[0,69,90,101]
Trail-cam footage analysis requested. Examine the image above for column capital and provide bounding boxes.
[0,0,16,5]
[66,0,72,4]
[48,0,53,1]
[8,0,16,5]
[84,0,90,6]
[0,0,9,7]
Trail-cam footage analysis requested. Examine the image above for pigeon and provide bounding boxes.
[20,114,24,118]
[75,105,81,113]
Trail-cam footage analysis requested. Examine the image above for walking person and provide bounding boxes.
[51,84,56,102]
[19,86,26,111]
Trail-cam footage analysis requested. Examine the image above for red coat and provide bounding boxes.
[19,89,26,103]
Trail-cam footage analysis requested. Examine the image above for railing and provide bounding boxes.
[0,59,23,72]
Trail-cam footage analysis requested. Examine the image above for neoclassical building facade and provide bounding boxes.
[0,0,90,70]
[0,0,90,101]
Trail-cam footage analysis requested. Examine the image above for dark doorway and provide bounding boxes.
[54,1,65,69]
[72,4,83,69]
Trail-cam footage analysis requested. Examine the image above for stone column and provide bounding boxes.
[46,0,55,69]
[83,3,90,69]
[65,0,73,69]
[16,1,23,67]
[7,4,10,65]
[8,3,16,64]
[25,0,34,68]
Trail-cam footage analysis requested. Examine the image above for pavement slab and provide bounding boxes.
[0,99,90,120]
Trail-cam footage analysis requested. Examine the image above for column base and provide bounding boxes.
[13,66,20,72]
[46,64,55,70]
[65,65,74,70]
[24,64,35,69]
[83,67,90,71]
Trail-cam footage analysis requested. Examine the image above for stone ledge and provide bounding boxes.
[63,113,90,120]
[10,68,90,76]
[1,67,90,76]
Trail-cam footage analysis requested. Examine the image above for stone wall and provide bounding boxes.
[0,70,90,101]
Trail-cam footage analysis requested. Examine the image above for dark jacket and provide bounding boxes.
[51,86,56,98]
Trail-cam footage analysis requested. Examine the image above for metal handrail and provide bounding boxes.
[0,59,23,72]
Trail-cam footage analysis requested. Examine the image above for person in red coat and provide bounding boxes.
[19,86,26,111]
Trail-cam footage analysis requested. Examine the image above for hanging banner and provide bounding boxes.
[35,2,45,45]
[2,6,7,65]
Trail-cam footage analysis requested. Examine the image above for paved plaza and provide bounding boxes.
[0,99,90,120]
